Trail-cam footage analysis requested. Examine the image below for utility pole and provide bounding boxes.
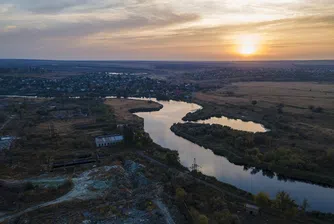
[49,122,60,150]
[190,158,200,172]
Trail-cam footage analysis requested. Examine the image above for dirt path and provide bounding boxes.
[0,115,15,131]
[0,166,116,223]
[0,178,76,223]
[154,199,175,224]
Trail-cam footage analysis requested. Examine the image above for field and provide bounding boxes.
[179,81,334,186]
[198,82,334,112]
[105,98,162,122]
[0,97,163,179]
[194,81,334,132]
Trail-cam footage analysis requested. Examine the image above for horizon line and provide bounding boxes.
[1,58,334,63]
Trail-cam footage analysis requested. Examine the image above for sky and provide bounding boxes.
[0,0,333,60]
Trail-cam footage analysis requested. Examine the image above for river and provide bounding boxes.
[3,95,334,213]
[134,99,334,213]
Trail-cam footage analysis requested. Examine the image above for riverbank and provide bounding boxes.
[104,98,163,123]
[139,138,334,223]
[171,122,334,188]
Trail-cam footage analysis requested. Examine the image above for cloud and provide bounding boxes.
[0,8,199,38]
[2,25,16,32]
[28,1,89,14]
[3,0,153,14]
[0,0,333,60]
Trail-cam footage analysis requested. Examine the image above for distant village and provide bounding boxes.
[0,72,196,100]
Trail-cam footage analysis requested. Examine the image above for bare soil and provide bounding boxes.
[105,98,162,122]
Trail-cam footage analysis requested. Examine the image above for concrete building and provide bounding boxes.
[245,204,260,215]
[0,136,16,151]
[95,135,124,147]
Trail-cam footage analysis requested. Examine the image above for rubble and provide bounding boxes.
[1,161,175,224]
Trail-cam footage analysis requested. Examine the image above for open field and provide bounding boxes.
[198,82,334,111]
[193,81,334,130]
[180,81,334,186]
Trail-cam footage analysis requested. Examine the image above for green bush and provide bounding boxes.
[198,214,209,224]
[24,182,34,191]
[254,192,270,208]
[175,187,186,201]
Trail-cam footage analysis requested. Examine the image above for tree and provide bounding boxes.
[116,91,121,99]
[0,112,6,123]
[123,126,135,144]
[300,199,309,213]
[175,187,186,201]
[314,107,323,113]
[254,192,270,208]
[285,207,299,218]
[165,151,180,166]
[327,149,334,161]
[198,214,209,224]
[213,210,231,223]
[277,107,283,114]
[273,191,297,212]
[231,214,241,224]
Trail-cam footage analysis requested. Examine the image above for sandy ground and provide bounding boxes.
[105,98,162,122]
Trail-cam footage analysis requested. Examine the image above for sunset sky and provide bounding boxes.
[0,0,333,60]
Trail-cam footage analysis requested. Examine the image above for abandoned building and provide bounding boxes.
[95,135,124,147]
[0,136,16,151]
[245,204,260,215]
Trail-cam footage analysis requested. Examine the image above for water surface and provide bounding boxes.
[135,99,334,213]
[196,116,267,133]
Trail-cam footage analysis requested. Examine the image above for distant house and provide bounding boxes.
[0,136,16,151]
[245,204,259,215]
[95,135,124,147]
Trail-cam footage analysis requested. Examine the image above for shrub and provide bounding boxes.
[309,105,324,113]
[231,214,241,224]
[24,182,34,191]
[198,214,209,224]
[254,192,270,207]
[273,191,297,212]
[175,187,186,201]
[61,178,74,189]
[314,107,323,113]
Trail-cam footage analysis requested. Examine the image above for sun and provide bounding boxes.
[236,34,261,56]
[239,44,256,55]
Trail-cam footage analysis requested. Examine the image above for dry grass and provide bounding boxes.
[37,118,95,136]
[105,98,162,122]
[197,82,334,112]
[195,81,334,137]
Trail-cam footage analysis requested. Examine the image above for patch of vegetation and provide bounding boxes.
[309,105,324,113]
[171,122,334,187]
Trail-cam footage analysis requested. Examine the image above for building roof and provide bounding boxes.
[245,204,259,210]
[0,136,16,151]
[95,135,124,145]
[95,134,123,139]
